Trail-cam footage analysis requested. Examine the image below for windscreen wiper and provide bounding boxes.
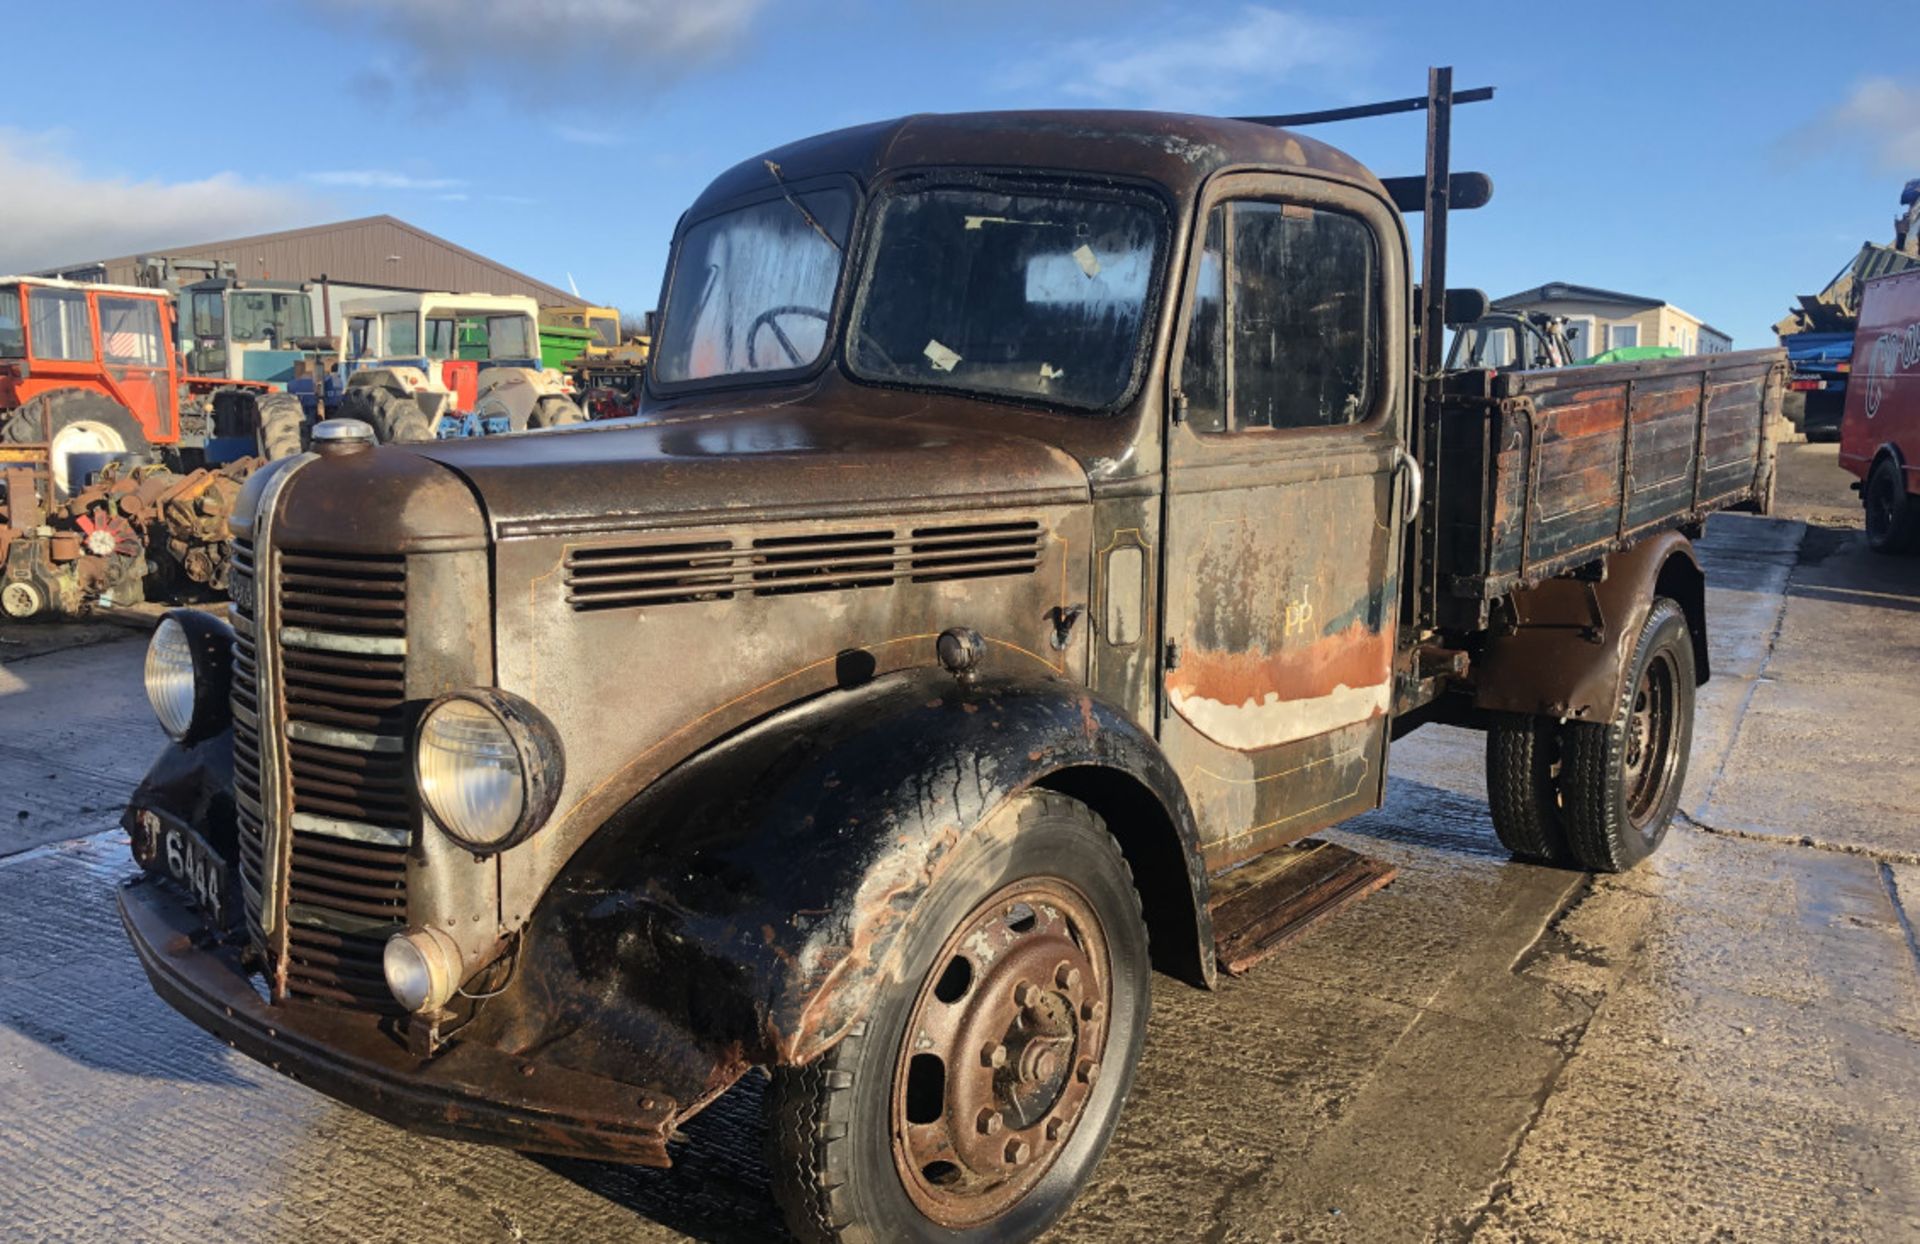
[763,160,843,253]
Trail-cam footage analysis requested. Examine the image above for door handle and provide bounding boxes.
[1392,446,1423,526]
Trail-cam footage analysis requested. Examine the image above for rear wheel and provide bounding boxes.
[2,389,150,498]
[528,394,583,429]
[1560,598,1696,872]
[768,791,1149,1244]
[1865,456,1920,554]
[339,385,431,443]
[253,392,305,460]
[1485,713,1575,866]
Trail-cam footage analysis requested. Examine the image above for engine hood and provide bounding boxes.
[402,402,1091,538]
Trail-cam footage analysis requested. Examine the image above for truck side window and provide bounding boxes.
[1228,201,1378,430]
[1179,207,1227,432]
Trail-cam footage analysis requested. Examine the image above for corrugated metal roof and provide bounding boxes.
[37,215,580,306]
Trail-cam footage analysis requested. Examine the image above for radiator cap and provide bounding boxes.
[311,418,376,454]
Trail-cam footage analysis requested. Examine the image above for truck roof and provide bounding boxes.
[688,110,1387,216]
[0,274,169,298]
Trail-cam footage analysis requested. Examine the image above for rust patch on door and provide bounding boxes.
[1168,621,1392,750]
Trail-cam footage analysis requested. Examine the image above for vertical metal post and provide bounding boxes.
[1414,65,1453,632]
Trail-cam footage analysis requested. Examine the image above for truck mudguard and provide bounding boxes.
[1471,529,1708,722]
[492,666,1215,1100]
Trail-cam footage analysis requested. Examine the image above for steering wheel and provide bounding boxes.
[746,305,830,368]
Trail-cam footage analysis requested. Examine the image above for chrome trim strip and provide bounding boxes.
[249,453,317,940]
[290,811,410,848]
[285,902,402,938]
[286,720,406,754]
[279,627,407,656]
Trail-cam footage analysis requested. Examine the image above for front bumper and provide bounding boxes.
[119,874,676,1166]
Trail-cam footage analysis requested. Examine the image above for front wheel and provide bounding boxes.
[767,791,1149,1244]
[1560,597,1696,872]
[1865,456,1920,554]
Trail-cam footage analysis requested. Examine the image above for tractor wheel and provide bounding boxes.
[767,791,1150,1244]
[340,385,430,444]
[1,389,151,499]
[254,393,306,461]
[528,395,584,429]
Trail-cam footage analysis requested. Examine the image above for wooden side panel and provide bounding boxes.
[1625,372,1703,529]
[1430,347,1783,606]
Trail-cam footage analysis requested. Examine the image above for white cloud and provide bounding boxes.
[313,0,765,99]
[1825,78,1920,171]
[0,130,312,274]
[306,169,467,191]
[999,5,1359,113]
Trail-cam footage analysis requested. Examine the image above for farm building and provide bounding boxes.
[33,215,578,310]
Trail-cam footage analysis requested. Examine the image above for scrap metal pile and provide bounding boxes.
[0,455,252,620]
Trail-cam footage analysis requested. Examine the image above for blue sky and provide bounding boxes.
[5,1,1917,348]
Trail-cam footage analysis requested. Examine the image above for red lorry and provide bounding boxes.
[1841,266,1920,552]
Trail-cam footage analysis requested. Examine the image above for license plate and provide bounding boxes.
[134,810,231,928]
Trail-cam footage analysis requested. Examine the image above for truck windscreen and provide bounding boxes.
[849,186,1163,410]
[654,188,854,383]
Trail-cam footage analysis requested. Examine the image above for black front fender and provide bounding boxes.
[499,667,1212,1089]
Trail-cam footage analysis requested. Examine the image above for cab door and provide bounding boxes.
[93,292,175,440]
[1158,172,1413,871]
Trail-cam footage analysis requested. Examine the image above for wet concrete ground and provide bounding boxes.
[0,445,1915,1241]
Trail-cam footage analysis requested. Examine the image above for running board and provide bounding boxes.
[1209,840,1398,976]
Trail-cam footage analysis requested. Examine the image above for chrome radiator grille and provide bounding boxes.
[233,535,413,1014]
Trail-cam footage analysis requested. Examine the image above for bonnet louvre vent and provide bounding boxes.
[565,521,1042,611]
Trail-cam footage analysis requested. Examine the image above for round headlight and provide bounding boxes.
[145,616,197,740]
[415,691,563,854]
[383,926,463,1014]
[143,610,235,744]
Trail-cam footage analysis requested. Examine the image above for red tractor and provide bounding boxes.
[0,276,302,618]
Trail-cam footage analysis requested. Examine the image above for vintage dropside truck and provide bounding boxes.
[120,73,1782,1242]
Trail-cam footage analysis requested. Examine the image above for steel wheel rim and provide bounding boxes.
[890,876,1112,1228]
[1622,648,1679,828]
[48,419,125,498]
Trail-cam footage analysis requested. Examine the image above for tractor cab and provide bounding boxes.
[335,292,581,441]
[0,276,183,491]
[178,278,322,383]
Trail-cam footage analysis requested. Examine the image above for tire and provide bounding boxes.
[767,790,1150,1244]
[1561,598,1696,872]
[339,385,431,443]
[2,389,151,498]
[1485,713,1576,866]
[1865,456,1920,555]
[253,392,305,461]
[528,394,583,429]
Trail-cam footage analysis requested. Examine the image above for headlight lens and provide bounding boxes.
[144,616,197,740]
[383,926,462,1014]
[418,698,527,848]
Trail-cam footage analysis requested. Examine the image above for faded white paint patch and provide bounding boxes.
[1172,680,1390,751]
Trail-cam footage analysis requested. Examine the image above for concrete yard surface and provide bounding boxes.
[0,446,1916,1241]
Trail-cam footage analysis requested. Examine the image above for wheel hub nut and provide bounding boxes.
[1004,1138,1032,1166]
[976,1108,1004,1136]
[981,1042,1008,1069]
[1055,962,1080,990]
[1012,980,1039,1008]
[1076,1058,1099,1085]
